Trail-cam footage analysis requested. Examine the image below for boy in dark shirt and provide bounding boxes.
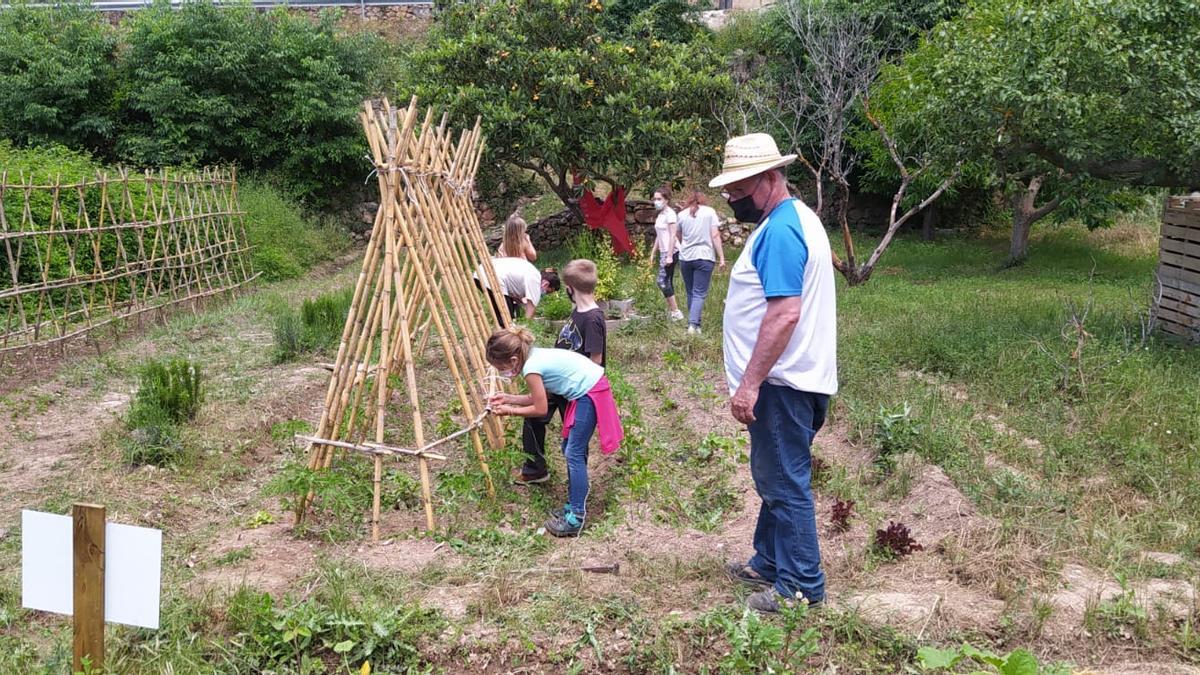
[513,259,608,484]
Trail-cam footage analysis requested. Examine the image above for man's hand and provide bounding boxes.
[730,383,758,425]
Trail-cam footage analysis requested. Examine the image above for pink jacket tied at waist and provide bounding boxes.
[562,376,624,454]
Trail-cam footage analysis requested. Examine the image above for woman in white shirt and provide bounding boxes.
[676,189,726,334]
[648,186,684,321]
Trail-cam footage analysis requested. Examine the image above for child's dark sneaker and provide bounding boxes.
[512,468,549,485]
[544,509,583,537]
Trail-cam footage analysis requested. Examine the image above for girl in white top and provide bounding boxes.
[676,189,726,334]
[648,185,684,321]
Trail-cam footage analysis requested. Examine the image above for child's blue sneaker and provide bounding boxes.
[545,509,583,537]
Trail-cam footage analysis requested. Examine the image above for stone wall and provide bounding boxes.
[308,4,434,41]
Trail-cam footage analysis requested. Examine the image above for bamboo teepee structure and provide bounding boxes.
[294,98,513,539]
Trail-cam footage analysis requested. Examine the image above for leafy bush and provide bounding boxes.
[0,3,388,205]
[567,231,626,300]
[538,292,573,321]
[117,3,380,205]
[273,287,353,362]
[239,179,351,282]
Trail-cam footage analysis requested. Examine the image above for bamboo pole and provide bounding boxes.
[392,251,435,531]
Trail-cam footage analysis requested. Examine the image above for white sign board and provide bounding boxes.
[21,510,162,629]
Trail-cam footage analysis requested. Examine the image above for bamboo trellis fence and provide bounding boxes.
[295,98,513,540]
[0,167,257,355]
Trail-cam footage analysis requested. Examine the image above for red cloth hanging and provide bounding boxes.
[578,185,633,255]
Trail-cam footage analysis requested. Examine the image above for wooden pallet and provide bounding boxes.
[1158,196,1200,340]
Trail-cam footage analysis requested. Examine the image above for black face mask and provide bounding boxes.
[728,194,764,224]
[566,287,575,302]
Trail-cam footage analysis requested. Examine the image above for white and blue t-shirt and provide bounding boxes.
[722,198,838,396]
[522,347,604,401]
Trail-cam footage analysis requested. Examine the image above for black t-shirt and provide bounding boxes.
[555,307,607,368]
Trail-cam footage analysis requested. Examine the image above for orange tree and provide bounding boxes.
[406,0,731,215]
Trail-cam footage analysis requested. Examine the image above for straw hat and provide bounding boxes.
[708,133,797,188]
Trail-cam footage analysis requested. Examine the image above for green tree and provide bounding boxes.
[868,0,1179,263]
[599,0,704,43]
[407,0,731,214]
[0,2,119,154]
[717,0,962,284]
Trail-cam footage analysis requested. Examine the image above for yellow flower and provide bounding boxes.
[585,79,595,88]
[533,93,540,101]
[360,663,371,675]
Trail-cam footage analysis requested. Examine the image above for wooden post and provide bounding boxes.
[73,503,105,674]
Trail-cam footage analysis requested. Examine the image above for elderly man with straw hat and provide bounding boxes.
[711,133,838,613]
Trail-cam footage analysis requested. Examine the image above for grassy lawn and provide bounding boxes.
[1,214,1197,673]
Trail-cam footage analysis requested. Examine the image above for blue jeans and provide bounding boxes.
[563,394,597,517]
[679,258,714,328]
[747,383,829,602]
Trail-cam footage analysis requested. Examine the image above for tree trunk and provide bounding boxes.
[1007,174,1061,266]
[1009,210,1033,264]
[921,204,937,241]
[833,180,860,284]
[548,177,583,223]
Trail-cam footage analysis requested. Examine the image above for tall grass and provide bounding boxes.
[273,287,354,362]
[239,178,351,282]
[835,222,1200,558]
